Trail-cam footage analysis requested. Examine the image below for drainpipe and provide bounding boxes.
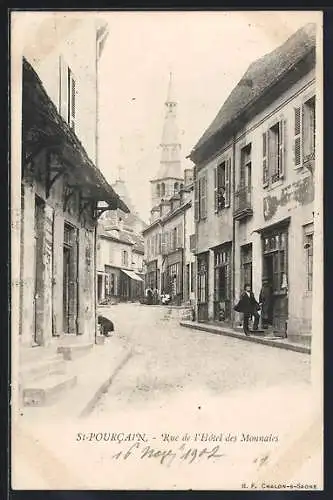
[183,208,186,304]
[94,220,98,344]
[232,134,236,327]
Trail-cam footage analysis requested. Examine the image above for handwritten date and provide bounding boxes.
[112,442,225,467]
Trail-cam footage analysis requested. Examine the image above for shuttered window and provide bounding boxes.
[294,107,302,167]
[263,119,286,185]
[59,56,76,131]
[194,177,199,222]
[199,174,207,220]
[262,132,269,186]
[278,119,285,179]
[225,158,231,207]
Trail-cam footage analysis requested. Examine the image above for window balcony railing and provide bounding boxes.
[233,185,253,221]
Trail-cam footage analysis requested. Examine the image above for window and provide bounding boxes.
[59,56,76,130]
[294,96,316,167]
[263,120,285,186]
[304,225,314,292]
[240,144,252,188]
[157,184,160,197]
[214,158,231,212]
[174,182,179,193]
[161,183,165,197]
[68,68,76,130]
[241,244,252,289]
[262,230,288,293]
[122,250,128,267]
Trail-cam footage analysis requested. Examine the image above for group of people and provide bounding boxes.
[145,287,172,305]
[234,280,273,336]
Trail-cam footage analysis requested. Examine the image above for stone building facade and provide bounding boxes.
[189,23,317,344]
[16,16,128,406]
[20,58,128,349]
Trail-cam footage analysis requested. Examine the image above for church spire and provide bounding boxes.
[157,73,182,180]
[166,71,176,103]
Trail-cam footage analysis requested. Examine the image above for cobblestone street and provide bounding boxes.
[94,303,311,416]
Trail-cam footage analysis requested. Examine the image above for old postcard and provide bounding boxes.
[10,10,323,491]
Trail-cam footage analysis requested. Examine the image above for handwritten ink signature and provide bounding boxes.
[111,442,226,467]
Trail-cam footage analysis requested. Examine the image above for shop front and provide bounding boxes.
[165,249,183,305]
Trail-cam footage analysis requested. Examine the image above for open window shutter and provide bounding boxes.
[59,55,68,121]
[201,176,207,219]
[214,166,218,212]
[279,119,286,179]
[70,75,76,129]
[225,158,231,207]
[178,222,183,248]
[262,132,269,186]
[194,178,199,221]
[294,107,302,167]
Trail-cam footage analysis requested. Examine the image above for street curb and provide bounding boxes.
[179,321,311,355]
[79,349,134,418]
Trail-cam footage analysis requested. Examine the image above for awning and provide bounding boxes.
[22,58,129,213]
[121,269,143,282]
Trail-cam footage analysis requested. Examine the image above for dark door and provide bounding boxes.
[63,224,79,334]
[34,197,45,345]
[214,246,231,322]
[262,230,288,334]
[63,246,70,333]
[197,255,209,321]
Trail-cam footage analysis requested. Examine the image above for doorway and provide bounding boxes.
[214,245,231,322]
[33,196,45,345]
[63,223,78,334]
[262,229,288,333]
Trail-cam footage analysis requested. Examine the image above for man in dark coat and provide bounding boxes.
[235,283,260,336]
[259,279,274,329]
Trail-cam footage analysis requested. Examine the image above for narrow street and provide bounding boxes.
[94,303,311,417]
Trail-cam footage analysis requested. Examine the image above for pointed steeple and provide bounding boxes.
[157,73,182,180]
[166,71,176,103]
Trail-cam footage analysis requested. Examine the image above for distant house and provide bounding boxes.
[97,216,145,303]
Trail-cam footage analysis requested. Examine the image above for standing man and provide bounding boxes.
[234,283,260,336]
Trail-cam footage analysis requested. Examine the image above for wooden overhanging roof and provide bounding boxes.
[22,58,129,213]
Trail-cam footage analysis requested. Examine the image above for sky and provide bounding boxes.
[81,12,322,222]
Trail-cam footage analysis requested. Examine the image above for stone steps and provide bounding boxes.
[57,342,94,360]
[22,373,77,407]
[21,355,67,382]
[287,333,312,347]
